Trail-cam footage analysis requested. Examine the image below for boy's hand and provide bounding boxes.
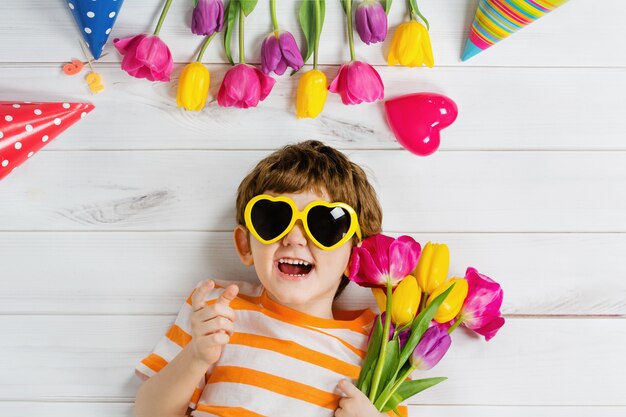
[188,279,239,366]
[334,379,386,417]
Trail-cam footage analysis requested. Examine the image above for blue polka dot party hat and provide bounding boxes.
[67,0,125,59]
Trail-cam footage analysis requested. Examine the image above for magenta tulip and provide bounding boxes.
[192,0,224,36]
[355,0,388,45]
[261,31,304,75]
[113,34,173,82]
[458,267,505,341]
[329,61,384,105]
[217,64,276,108]
[410,326,451,371]
[348,234,421,288]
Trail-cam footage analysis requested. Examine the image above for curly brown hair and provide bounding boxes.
[236,140,383,299]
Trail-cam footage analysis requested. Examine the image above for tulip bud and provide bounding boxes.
[296,69,328,118]
[387,20,434,68]
[261,31,304,75]
[192,0,225,36]
[391,275,420,327]
[355,0,388,45]
[427,278,468,323]
[176,62,210,111]
[410,326,451,371]
[459,267,505,341]
[415,242,449,294]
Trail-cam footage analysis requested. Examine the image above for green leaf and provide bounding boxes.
[374,338,400,399]
[223,0,239,65]
[360,365,375,397]
[381,377,447,412]
[397,283,456,367]
[383,0,392,15]
[341,0,349,15]
[298,1,314,64]
[298,0,326,64]
[240,0,258,16]
[357,315,383,389]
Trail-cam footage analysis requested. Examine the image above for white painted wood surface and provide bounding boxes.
[1,1,625,416]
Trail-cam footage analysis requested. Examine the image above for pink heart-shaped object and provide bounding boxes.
[384,93,458,156]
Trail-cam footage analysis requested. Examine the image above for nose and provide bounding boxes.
[282,220,308,247]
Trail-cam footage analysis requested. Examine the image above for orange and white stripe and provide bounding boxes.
[135,279,407,417]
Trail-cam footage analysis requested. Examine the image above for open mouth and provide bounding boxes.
[277,258,314,277]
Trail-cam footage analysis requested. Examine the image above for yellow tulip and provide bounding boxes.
[176,62,210,111]
[296,69,328,118]
[414,242,450,295]
[387,20,434,68]
[391,275,421,327]
[427,278,468,323]
[371,287,387,313]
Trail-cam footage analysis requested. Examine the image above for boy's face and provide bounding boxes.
[238,188,353,316]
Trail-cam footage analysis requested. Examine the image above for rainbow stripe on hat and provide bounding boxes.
[462,0,569,61]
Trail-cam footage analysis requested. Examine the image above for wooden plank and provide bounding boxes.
[0,231,624,316]
[1,65,625,151]
[0,1,622,67]
[0,402,624,417]
[1,151,625,232]
[0,316,623,405]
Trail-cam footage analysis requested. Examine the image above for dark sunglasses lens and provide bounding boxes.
[251,200,293,241]
[307,206,352,247]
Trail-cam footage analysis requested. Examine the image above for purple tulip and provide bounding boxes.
[410,326,451,371]
[459,267,505,341]
[192,0,225,36]
[261,31,304,75]
[355,0,388,45]
[368,312,411,349]
[348,234,421,288]
[217,64,276,108]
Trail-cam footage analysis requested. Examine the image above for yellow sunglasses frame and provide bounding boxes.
[244,194,362,251]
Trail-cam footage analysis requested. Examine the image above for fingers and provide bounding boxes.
[192,279,215,312]
[336,379,361,398]
[194,316,236,337]
[216,284,239,306]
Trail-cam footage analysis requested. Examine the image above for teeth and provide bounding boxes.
[278,258,311,266]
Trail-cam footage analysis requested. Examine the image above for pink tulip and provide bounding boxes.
[113,34,173,82]
[328,60,384,105]
[217,64,276,108]
[348,234,421,288]
[459,267,505,341]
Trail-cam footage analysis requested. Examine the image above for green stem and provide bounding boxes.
[447,317,464,334]
[375,365,415,411]
[153,0,173,35]
[239,3,245,64]
[408,0,430,29]
[368,281,393,402]
[196,32,217,62]
[270,0,279,31]
[345,0,355,61]
[313,0,321,69]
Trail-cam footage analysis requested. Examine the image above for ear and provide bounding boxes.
[233,225,254,266]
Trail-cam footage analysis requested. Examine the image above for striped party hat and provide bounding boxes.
[462,0,569,61]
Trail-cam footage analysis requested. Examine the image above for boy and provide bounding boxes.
[134,141,407,417]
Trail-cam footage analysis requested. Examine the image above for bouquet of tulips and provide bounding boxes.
[348,235,505,414]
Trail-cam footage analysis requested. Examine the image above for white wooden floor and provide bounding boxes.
[1,1,625,416]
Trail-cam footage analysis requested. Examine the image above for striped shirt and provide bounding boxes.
[135,279,408,417]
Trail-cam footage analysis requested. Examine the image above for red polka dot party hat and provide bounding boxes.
[0,101,94,181]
